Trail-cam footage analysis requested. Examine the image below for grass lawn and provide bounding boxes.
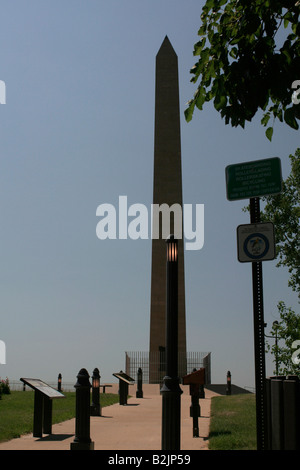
[1,391,257,449]
[0,391,119,443]
[208,393,257,450]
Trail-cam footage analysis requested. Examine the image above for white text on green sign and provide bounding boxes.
[226,157,282,201]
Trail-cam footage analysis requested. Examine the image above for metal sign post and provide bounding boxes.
[249,197,268,450]
[225,157,282,451]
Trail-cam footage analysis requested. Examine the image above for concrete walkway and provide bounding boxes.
[0,385,219,451]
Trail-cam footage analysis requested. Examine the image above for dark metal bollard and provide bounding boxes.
[91,368,101,416]
[226,370,231,395]
[57,373,62,392]
[70,368,94,450]
[136,367,143,398]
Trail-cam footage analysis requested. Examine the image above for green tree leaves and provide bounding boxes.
[185,0,300,140]
[266,302,300,376]
[261,150,300,298]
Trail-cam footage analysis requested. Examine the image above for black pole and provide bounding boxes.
[161,235,182,450]
[250,197,267,450]
[274,323,279,376]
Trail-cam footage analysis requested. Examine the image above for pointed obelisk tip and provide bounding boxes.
[157,35,177,56]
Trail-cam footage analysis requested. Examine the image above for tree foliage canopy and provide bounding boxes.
[260,149,300,298]
[266,301,300,375]
[185,0,300,140]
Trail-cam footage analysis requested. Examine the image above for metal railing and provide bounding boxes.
[125,351,211,384]
[8,380,75,392]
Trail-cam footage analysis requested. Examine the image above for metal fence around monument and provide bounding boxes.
[125,351,211,384]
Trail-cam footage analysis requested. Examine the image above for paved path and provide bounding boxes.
[0,385,219,451]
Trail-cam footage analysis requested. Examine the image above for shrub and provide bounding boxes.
[0,377,11,395]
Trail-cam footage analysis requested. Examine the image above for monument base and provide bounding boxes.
[70,440,94,450]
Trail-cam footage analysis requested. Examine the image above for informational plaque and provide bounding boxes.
[112,372,135,384]
[113,371,134,405]
[20,378,65,398]
[20,377,65,437]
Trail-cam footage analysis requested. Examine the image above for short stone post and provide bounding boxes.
[70,368,94,450]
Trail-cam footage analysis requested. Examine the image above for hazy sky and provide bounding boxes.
[0,1,299,388]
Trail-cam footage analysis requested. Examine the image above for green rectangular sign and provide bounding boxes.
[225,157,282,201]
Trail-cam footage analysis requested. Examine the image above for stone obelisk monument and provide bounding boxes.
[149,36,186,383]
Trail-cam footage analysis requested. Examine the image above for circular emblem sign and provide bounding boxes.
[237,222,275,263]
[243,233,269,260]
